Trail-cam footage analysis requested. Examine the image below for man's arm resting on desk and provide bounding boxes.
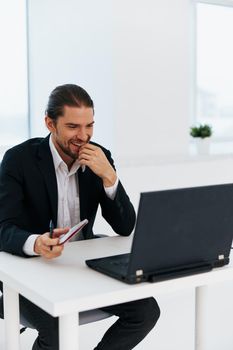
[0,223,34,257]
[24,228,69,259]
[23,179,119,256]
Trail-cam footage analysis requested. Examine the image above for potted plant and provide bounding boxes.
[190,124,212,155]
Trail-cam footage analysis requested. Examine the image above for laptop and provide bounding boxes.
[86,184,233,284]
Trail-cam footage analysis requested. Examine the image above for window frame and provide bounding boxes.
[0,0,30,160]
[192,0,233,147]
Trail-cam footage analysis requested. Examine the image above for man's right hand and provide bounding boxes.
[34,227,69,259]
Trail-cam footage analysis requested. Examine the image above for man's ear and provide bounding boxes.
[45,116,56,132]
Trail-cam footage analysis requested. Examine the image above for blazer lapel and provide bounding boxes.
[37,135,58,225]
[78,167,91,221]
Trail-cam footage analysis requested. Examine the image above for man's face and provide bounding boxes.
[45,105,94,165]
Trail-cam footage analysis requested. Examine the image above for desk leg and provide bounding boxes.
[195,286,208,350]
[59,312,79,350]
[3,285,20,350]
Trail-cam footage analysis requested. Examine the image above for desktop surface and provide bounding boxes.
[0,236,233,317]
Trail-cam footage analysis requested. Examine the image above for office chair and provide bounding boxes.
[19,307,112,333]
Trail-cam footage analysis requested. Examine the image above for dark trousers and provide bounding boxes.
[11,294,160,350]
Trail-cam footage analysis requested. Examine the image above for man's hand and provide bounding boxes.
[79,144,117,187]
[34,227,69,259]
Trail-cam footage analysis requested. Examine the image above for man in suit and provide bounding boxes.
[0,84,160,349]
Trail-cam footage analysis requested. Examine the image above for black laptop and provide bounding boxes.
[86,184,233,284]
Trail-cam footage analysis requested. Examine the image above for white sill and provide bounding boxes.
[117,141,233,168]
[189,139,233,156]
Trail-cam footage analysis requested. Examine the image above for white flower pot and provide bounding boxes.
[195,138,210,155]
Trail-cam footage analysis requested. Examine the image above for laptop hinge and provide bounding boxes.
[135,269,144,282]
[214,254,229,267]
[147,262,212,283]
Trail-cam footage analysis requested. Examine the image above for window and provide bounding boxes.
[196,2,233,141]
[0,0,28,157]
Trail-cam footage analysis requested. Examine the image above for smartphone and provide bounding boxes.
[59,219,88,244]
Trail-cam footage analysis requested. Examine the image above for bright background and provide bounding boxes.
[1,0,233,349]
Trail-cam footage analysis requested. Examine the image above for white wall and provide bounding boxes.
[28,0,192,158]
[112,0,192,159]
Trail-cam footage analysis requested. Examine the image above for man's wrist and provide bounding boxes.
[104,178,119,200]
[103,171,117,187]
[23,234,40,256]
[34,236,41,255]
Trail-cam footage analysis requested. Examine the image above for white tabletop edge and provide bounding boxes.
[1,237,233,317]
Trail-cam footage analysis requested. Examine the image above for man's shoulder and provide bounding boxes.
[6,137,46,154]
[2,137,48,164]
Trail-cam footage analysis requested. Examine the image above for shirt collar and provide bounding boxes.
[49,135,81,174]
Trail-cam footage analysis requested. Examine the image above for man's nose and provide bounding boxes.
[77,128,88,142]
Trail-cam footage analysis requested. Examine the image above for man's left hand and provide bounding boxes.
[79,144,117,187]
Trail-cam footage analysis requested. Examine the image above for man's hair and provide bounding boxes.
[45,84,94,121]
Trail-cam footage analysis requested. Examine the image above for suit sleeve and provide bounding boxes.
[0,150,32,256]
[99,150,136,236]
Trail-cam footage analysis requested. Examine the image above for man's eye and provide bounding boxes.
[68,125,76,129]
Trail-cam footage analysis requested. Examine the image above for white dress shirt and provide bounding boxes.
[23,136,119,255]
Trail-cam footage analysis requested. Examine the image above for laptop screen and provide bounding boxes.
[128,184,233,279]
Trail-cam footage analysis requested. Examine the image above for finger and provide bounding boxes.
[43,250,62,259]
[79,153,93,161]
[41,240,61,253]
[78,159,92,167]
[79,154,93,162]
[43,236,60,247]
[47,245,64,255]
[79,145,95,152]
[53,227,70,235]
[80,144,98,152]
[80,147,102,159]
[53,227,69,238]
[41,244,64,258]
[80,149,101,159]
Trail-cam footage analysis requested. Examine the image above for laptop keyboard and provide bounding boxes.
[86,253,131,279]
[109,254,130,267]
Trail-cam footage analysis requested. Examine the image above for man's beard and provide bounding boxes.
[57,137,91,160]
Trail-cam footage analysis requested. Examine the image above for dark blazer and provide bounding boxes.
[0,135,136,258]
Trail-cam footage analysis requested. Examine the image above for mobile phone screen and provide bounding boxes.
[59,219,88,244]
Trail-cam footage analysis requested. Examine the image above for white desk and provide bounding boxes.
[0,236,233,350]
